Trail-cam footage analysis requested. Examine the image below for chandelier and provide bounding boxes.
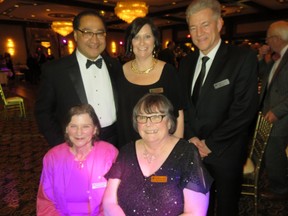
[51,21,73,37]
[114,1,148,23]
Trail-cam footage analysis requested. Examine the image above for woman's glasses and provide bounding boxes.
[136,114,166,124]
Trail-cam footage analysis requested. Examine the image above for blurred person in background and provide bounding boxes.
[158,41,178,68]
[259,20,288,200]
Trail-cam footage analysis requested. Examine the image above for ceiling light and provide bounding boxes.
[51,21,73,37]
[114,1,148,23]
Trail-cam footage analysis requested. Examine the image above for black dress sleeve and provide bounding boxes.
[104,142,133,180]
[179,139,213,194]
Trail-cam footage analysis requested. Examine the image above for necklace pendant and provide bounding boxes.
[143,150,157,163]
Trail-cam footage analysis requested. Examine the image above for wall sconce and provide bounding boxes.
[111,41,117,54]
[68,40,74,54]
[41,41,51,48]
[6,38,15,56]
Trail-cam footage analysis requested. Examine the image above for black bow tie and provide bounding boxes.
[86,58,103,69]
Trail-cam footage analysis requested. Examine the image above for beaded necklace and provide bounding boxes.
[131,58,158,74]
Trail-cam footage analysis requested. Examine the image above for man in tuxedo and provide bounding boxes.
[259,20,288,200]
[179,0,258,215]
[35,11,121,147]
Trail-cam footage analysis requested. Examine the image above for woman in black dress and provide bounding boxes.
[116,17,184,148]
[104,94,212,216]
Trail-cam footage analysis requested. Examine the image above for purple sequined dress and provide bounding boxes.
[105,139,213,216]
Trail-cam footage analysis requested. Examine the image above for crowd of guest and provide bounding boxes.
[0,52,15,80]
[0,48,55,85]
[30,0,288,215]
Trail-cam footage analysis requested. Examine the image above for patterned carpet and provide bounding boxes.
[0,81,287,215]
[0,82,49,215]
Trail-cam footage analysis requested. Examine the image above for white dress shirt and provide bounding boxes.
[191,40,221,95]
[76,50,116,127]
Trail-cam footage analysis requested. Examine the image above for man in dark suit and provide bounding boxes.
[179,0,258,215]
[35,11,121,147]
[259,20,288,200]
[158,41,177,68]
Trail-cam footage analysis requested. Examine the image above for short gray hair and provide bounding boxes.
[269,20,288,42]
[132,93,177,134]
[186,0,221,23]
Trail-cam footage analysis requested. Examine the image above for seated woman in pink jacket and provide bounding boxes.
[37,104,118,216]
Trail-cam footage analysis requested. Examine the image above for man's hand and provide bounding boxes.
[189,137,212,158]
[264,111,278,123]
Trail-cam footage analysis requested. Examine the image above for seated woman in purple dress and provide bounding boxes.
[37,104,118,216]
[103,94,213,216]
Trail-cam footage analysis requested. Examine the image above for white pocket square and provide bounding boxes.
[214,79,230,89]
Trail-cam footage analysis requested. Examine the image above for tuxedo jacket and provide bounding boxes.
[179,42,258,167]
[35,52,121,146]
[260,49,288,137]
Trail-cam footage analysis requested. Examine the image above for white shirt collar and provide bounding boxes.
[76,49,103,66]
[280,44,288,58]
[199,39,221,60]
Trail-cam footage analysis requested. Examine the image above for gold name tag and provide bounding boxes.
[149,87,164,93]
[151,176,168,183]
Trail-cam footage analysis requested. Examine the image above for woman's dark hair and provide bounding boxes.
[132,93,177,134]
[124,17,160,56]
[73,10,106,31]
[64,104,101,146]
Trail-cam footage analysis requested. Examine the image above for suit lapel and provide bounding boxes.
[259,61,274,104]
[68,53,88,104]
[102,55,116,87]
[102,55,119,111]
[269,49,288,87]
[185,54,198,96]
[197,43,228,105]
[184,54,198,108]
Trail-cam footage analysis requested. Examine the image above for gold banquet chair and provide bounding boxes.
[242,112,273,216]
[0,84,26,118]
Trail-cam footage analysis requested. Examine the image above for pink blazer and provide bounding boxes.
[37,141,118,216]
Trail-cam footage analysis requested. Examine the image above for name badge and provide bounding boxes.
[92,182,107,189]
[214,79,230,89]
[151,176,168,183]
[149,88,164,93]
